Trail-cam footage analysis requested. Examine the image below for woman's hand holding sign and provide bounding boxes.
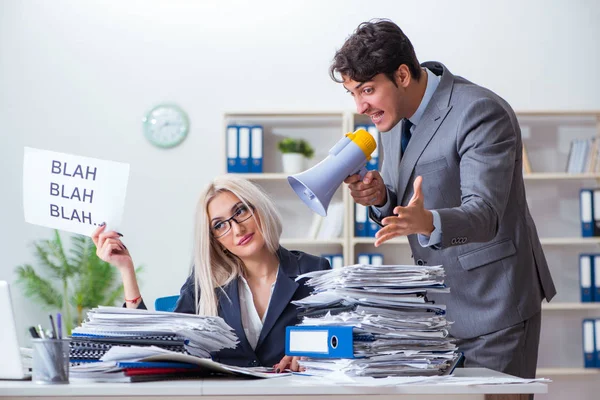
[92,224,132,272]
[91,224,142,308]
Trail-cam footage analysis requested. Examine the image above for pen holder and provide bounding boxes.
[31,338,70,384]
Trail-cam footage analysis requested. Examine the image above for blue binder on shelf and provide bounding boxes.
[594,255,600,302]
[594,189,600,236]
[285,325,355,358]
[580,254,594,302]
[321,254,343,269]
[367,125,379,171]
[226,125,239,173]
[250,125,263,173]
[583,319,596,368]
[367,214,381,237]
[357,253,383,266]
[355,204,368,237]
[237,126,251,173]
[370,253,383,266]
[580,189,594,237]
[357,253,370,265]
[595,319,600,367]
[331,254,343,269]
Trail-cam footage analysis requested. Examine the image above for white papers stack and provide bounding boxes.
[20,347,32,375]
[70,345,289,381]
[72,306,238,358]
[293,264,460,377]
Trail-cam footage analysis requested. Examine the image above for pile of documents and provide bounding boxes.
[70,345,287,382]
[20,347,32,375]
[291,264,461,377]
[70,306,238,362]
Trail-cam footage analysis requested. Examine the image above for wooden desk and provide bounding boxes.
[0,368,547,400]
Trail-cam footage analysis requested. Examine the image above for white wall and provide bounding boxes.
[1,0,599,346]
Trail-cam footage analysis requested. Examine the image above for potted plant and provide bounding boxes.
[15,230,142,334]
[277,138,315,174]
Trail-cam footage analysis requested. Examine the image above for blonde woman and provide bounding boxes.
[91,175,331,372]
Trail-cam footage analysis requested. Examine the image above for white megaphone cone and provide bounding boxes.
[288,129,377,216]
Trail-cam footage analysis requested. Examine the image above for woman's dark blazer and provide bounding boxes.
[166,246,330,367]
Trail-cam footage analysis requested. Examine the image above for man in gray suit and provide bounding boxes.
[334,20,556,379]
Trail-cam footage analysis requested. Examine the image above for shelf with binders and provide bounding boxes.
[223,112,350,264]
[223,112,348,175]
[518,112,600,375]
[537,307,600,370]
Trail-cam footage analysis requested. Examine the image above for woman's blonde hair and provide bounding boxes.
[192,175,282,316]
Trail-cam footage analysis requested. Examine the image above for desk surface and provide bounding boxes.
[0,368,547,398]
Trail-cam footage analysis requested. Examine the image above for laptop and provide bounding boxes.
[0,281,31,380]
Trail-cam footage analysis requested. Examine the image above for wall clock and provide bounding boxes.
[142,104,189,148]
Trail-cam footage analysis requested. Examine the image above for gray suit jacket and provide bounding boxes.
[370,62,556,339]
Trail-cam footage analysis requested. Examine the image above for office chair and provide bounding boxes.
[154,295,180,312]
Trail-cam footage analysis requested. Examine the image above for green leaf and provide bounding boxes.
[15,231,143,326]
[15,265,62,308]
[32,242,62,277]
[277,138,314,158]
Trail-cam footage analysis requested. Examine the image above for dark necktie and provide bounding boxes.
[401,119,413,156]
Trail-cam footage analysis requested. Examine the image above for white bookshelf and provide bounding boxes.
[539,237,600,245]
[524,172,600,180]
[351,237,409,245]
[228,173,289,180]
[518,112,600,383]
[542,303,600,311]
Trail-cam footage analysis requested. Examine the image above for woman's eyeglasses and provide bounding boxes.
[211,205,253,238]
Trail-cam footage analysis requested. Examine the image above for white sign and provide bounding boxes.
[23,147,130,236]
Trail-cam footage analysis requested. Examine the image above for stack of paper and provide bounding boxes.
[70,345,288,381]
[292,264,460,377]
[20,347,32,375]
[71,306,238,361]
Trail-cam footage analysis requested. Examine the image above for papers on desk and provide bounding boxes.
[291,264,460,377]
[20,347,32,375]
[70,306,238,362]
[69,309,284,382]
[293,374,551,386]
[70,345,288,381]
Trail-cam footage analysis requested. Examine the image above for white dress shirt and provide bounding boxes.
[238,271,278,350]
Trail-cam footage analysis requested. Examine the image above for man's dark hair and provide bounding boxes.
[330,19,421,85]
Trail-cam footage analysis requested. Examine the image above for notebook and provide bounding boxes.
[0,281,31,380]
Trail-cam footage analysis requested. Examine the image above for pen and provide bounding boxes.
[29,326,40,339]
[49,315,57,339]
[56,313,62,339]
[37,324,46,339]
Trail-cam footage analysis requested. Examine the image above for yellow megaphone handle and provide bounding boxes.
[346,128,377,161]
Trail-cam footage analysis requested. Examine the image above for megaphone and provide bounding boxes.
[288,128,377,216]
